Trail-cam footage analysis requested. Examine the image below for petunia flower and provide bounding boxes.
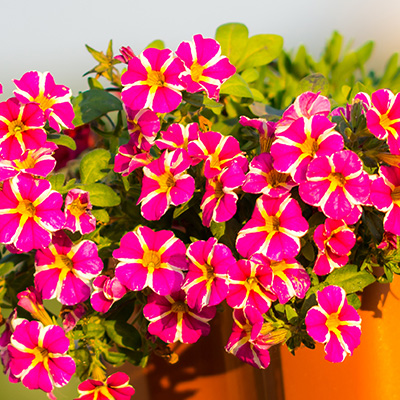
[0,310,19,383]
[250,253,310,304]
[226,259,276,314]
[299,150,370,220]
[125,107,160,151]
[313,219,356,275]
[188,130,248,178]
[182,237,236,311]
[75,372,135,400]
[271,115,343,183]
[236,194,309,261]
[155,122,200,154]
[143,290,216,344]
[34,231,103,305]
[64,189,96,235]
[114,46,136,63]
[242,153,296,198]
[60,304,86,332]
[331,92,371,120]
[239,116,276,153]
[91,275,127,313]
[138,149,195,220]
[176,34,236,100]
[8,320,76,394]
[0,174,65,252]
[121,48,185,113]
[0,97,46,160]
[305,285,362,363]
[114,226,188,296]
[13,71,74,132]
[365,89,400,154]
[200,161,246,227]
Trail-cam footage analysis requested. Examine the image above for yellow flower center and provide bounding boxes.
[8,120,26,136]
[329,172,346,187]
[265,169,290,188]
[270,260,288,273]
[190,61,205,82]
[213,181,224,198]
[264,215,280,232]
[380,113,393,131]
[204,263,215,280]
[33,346,49,363]
[54,255,74,271]
[143,250,161,273]
[391,186,400,204]
[158,171,176,191]
[16,200,36,217]
[299,137,319,157]
[325,312,341,331]
[245,276,259,291]
[209,153,221,169]
[35,94,56,111]
[147,70,166,87]
[171,300,188,313]
[14,152,36,170]
[68,198,88,218]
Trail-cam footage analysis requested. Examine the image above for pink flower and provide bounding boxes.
[121,48,185,113]
[271,115,343,183]
[125,107,160,151]
[200,161,246,227]
[138,149,195,220]
[114,140,153,177]
[299,150,370,220]
[0,97,46,160]
[250,254,310,304]
[115,46,136,63]
[8,320,76,394]
[76,372,135,400]
[331,92,371,119]
[366,89,400,154]
[226,259,276,314]
[61,304,86,332]
[155,122,200,154]
[239,116,276,153]
[143,290,216,344]
[17,287,53,326]
[188,130,248,179]
[13,71,74,132]
[313,219,356,275]
[236,194,309,261]
[0,174,65,252]
[182,237,236,311]
[276,91,331,133]
[242,153,296,198]
[34,231,103,305]
[114,226,188,295]
[176,34,236,100]
[91,275,127,313]
[305,285,362,363]
[0,310,19,383]
[64,189,96,235]
[370,165,400,235]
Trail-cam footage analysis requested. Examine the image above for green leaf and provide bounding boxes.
[346,293,361,309]
[72,89,123,126]
[356,41,374,65]
[350,81,371,100]
[285,304,298,323]
[47,174,65,192]
[236,34,283,71]
[215,23,249,67]
[250,88,265,102]
[379,53,399,87]
[219,74,253,98]
[297,73,329,96]
[210,221,225,240]
[103,320,142,350]
[88,77,104,90]
[323,31,343,66]
[47,134,76,150]
[0,262,14,276]
[146,39,165,50]
[80,149,111,184]
[325,264,376,294]
[81,183,121,207]
[103,350,127,365]
[91,209,110,223]
[241,68,259,83]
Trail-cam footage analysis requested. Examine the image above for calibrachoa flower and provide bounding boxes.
[0,143,58,181]
[115,46,136,63]
[121,48,185,113]
[8,320,76,393]
[305,285,362,363]
[176,34,236,100]
[34,231,103,305]
[13,71,75,132]
[0,97,46,160]
[64,189,96,235]
[188,130,248,178]
[0,174,65,252]
[200,161,246,227]
[125,107,160,151]
[143,290,216,344]
[60,304,86,332]
[114,140,153,177]
[276,91,331,133]
[313,219,356,275]
[0,310,19,383]
[242,153,296,198]
[250,254,310,304]
[226,259,276,314]
[299,150,370,220]
[75,372,135,400]
[182,237,236,311]
[331,92,371,119]
[17,286,53,326]
[271,115,343,183]
[155,122,200,154]
[114,226,188,295]
[91,275,127,313]
[138,149,195,220]
[365,89,400,154]
[370,165,400,235]
[239,116,276,153]
[236,194,309,261]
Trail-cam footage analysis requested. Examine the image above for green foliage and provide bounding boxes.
[79,149,111,184]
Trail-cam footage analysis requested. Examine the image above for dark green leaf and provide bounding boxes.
[103,320,142,350]
[346,293,361,309]
[210,221,225,240]
[80,149,111,184]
